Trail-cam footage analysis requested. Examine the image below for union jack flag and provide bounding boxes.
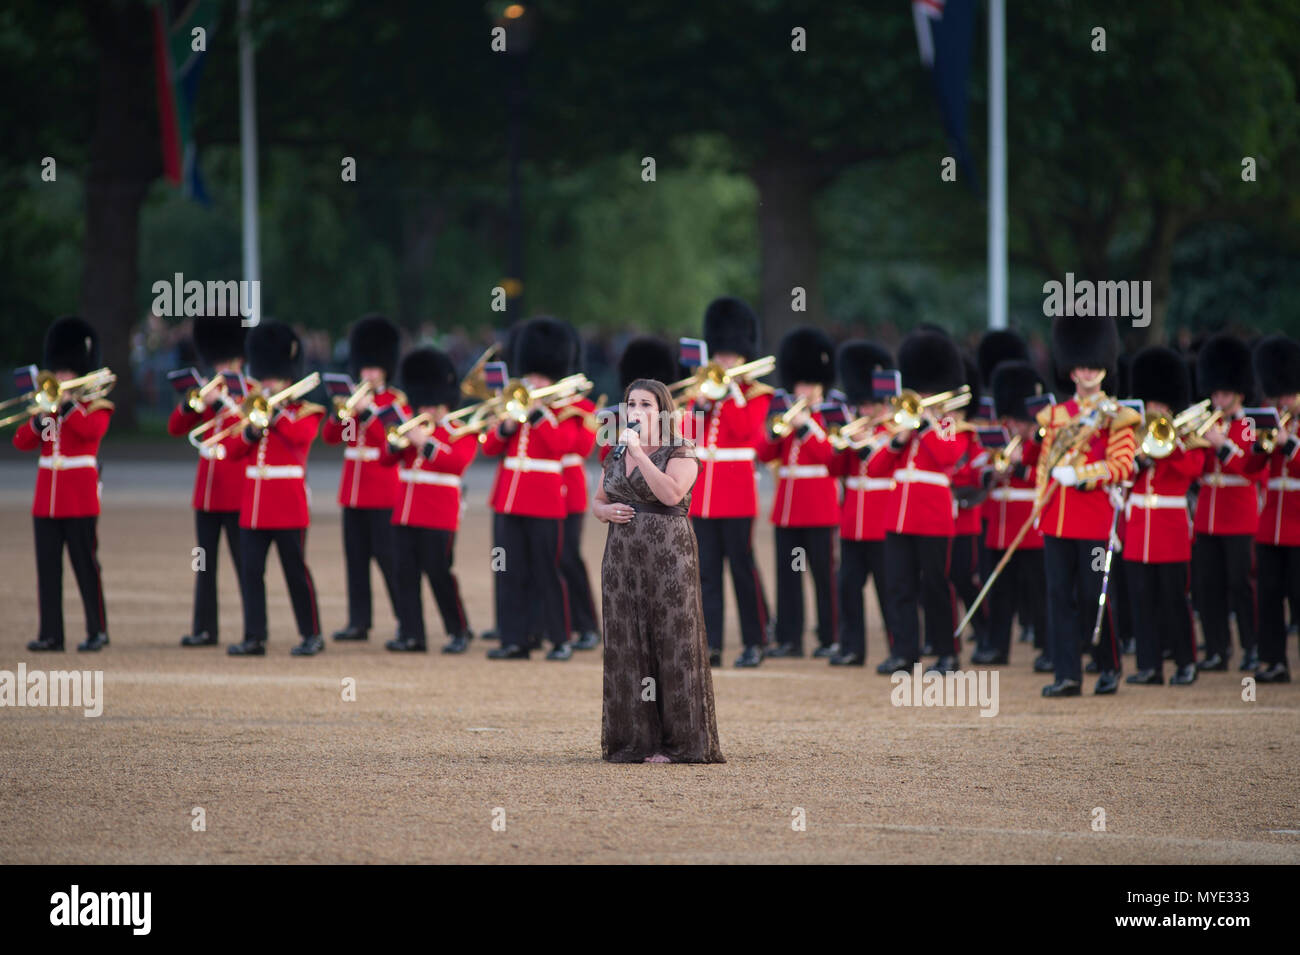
[679,338,708,369]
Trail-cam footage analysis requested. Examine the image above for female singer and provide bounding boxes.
[593,379,725,764]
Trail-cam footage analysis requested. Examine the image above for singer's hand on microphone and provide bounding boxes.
[620,426,642,452]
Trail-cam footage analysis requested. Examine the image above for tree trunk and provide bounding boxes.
[751,149,827,357]
[1135,203,1179,346]
[78,0,161,431]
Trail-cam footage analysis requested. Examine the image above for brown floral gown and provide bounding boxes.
[600,441,725,763]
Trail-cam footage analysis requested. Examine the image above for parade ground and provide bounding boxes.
[1,452,1297,864]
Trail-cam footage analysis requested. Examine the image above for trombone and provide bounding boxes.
[387,412,435,450]
[448,373,593,440]
[198,372,322,450]
[333,379,373,420]
[990,433,1024,475]
[1256,407,1293,454]
[460,344,501,401]
[186,375,227,413]
[768,396,808,438]
[1138,400,1223,459]
[671,355,776,403]
[889,385,971,431]
[0,368,117,429]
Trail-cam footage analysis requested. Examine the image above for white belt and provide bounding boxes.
[398,469,461,487]
[990,487,1037,502]
[697,447,755,462]
[1267,477,1300,492]
[38,455,97,471]
[892,467,950,488]
[845,476,892,492]
[561,454,585,468]
[504,456,562,474]
[245,465,304,479]
[778,465,829,479]
[1202,474,1249,488]
[344,446,381,462]
[1127,493,1187,511]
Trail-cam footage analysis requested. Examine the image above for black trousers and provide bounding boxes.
[1256,543,1300,667]
[838,538,891,659]
[1125,560,1196,671]
[883,532,955,661]
[559,511,598,634]
[1193,533,1257,658]
[1043,536,1121,683]
[191,509,242,637]
[341,506,399,630]
[496,515,568,650]
[692,516,769,650]
[34,516,106,645]
[773,526,837,650]
[987,547,1046,658]
[949,533,988,646]
[241,527,321,640]
[1110,544,1133,647]
[393,525,467,645]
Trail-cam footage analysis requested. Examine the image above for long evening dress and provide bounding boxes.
[600,441,725,763]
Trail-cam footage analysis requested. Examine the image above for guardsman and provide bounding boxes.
[382,348,477,653]
[16,316,113,652]
[1123,346,1206,686]
[167,317,247,647]
[829,340,895,666]
[1243,335,1300,683]
[481,316,573,661]
[1193,334,1261,672]
[680,298,774,668]
[868,330,973,675]
[322,315,405,643]
[555,321,601,651]
[947,355,989,655]
[758,327,840,659]
[1036,317,1140,697]
[222,322,326,657]
[601,336,680,466]
[976,360,1047,666]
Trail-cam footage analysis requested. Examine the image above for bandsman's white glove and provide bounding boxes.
[1051,465,1079,487]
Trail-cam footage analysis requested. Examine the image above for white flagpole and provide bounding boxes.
[239,0,261,301]
[988,0,1007,330]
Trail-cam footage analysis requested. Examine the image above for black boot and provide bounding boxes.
[227,638,266,656]
[331,626,368,642]
[571,630,600,651]
[1093,670,1120,695]
[1170,664,1197,685]
[181,631,217,647]
[1255,662,1291,683]
[386,636,427,652]
[1125,668,1163,685]
[875,655,916,675]
[27,638,64,652]
[488,644,529,660]
[291,635,325,656]
[1197,653,1227,672]
[1041,679,1081,698]
[442,631,472,654]
[77,632,109,652]
[734,646,762,668]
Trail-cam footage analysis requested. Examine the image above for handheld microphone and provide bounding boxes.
[612,421,640,461]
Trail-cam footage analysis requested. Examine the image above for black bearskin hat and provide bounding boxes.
[558,320,583,377]
[837,341,893,405]
[1129,346,1190,411]
[991,361,1046,422]
[703,296,759,359]
[977,329,1029,385]
[43,316,100,376]
[193,317,247,366]
[962,353,982,410]
[777,327,835,391]
[513,316,572,382]
[348,314,400,380]
[246,321,304,382]
[619,337,679,390]
[1253,335,1300,398]
[1196,334,1254,400]
[1051,317,1119,388]
[898,329,964,395]
[401,347,459,410]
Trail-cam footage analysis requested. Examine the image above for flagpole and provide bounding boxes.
[988,0,1007,330]
[239,0,261,305]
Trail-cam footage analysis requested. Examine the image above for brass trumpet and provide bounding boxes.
[671,355,776,403]
[333,379,373,420]
[199,372,322,449]
[0,367,117,429]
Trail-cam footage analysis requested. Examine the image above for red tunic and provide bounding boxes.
[217,401,323,529]
[320,387,405,509]
[680,382,772,519]
[756,412,840,528]
[1035,396,1139,540]
[1122,446,1204,563]
[1193,415,1262,537]
[952,437,988,536]
[480,408,567,519]
[557,397,599,515]
[168,402,245,512]
[866,423,972,537]
[384,422,478,531]
[12,399,113,518]
[983,438,1044,551]
[832,424,893,541]
[1250,440,1300,547]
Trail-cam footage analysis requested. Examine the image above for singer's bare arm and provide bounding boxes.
[632,446,696,506]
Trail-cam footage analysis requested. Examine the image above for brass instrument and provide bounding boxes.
[184,375,247,448]
[768,396,808,438]
[386,412,435,450]
[1139,412,1176,458]
[671,355,776,403]
[199,372,322,450]
[990,433,1024,474]
[186,375,225,413]
[830,411,886,451]
[333,379,373,420]
[460,344,501,401]
[0,368,117,429]
[448,373,593,440]
[890,385,972,431]
[1257,409,1294,454]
